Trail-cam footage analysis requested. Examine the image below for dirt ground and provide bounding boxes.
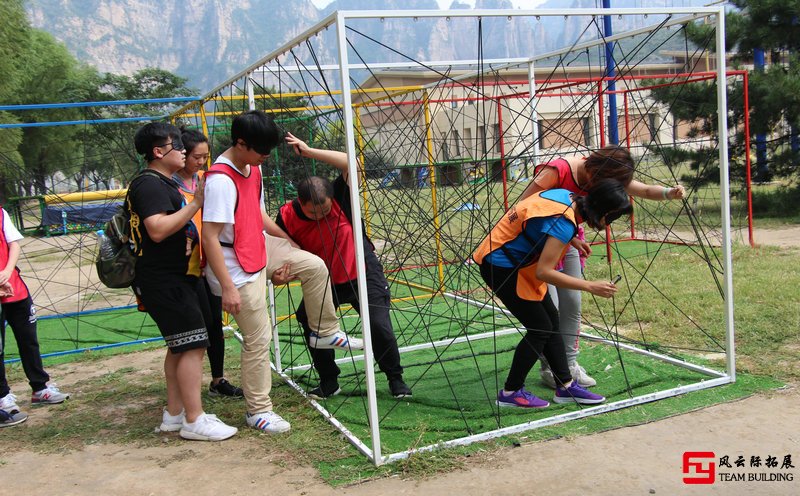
[3,228,799,495]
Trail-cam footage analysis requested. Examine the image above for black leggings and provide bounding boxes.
[198,278,225,379]
[479,262,572,391]
[1,296,49,396]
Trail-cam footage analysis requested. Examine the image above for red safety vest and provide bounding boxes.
[279,199,357,285]
[205,163,266,274]
[473,192,577,301]
[0,210,30,303]
[534,158,586,196]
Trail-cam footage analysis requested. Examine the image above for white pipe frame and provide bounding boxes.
[216,6,733,467]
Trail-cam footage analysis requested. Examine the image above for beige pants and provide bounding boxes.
[265,234,340,337]
[233,268,273,414]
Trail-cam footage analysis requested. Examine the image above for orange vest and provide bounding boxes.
[473,192,576,301]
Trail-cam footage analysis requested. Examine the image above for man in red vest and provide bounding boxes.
[276,133,411,400]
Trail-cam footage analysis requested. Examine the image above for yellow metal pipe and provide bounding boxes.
[354,111,372,239]
[44,190,127,204]
[422,90,446,292]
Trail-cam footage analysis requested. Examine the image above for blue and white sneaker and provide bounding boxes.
[246,411,291,434]
[308,331,364,350]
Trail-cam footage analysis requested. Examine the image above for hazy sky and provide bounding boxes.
[310,1,550,9]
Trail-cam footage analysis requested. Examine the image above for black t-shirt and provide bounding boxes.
[129,170,196,288]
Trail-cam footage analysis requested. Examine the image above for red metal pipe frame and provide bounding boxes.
[742,71,755,247]
[356,71,754,251]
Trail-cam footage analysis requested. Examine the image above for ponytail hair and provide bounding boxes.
[574,178,633,230]
[179,126,209,154]
[583,145,634,191]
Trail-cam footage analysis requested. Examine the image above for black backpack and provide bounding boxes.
[96,170,160,288]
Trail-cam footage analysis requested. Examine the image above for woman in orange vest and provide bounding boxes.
[174,128,243,398]
[521,146,685,389]
[473,179,632,408]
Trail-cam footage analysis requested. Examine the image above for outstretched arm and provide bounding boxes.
[286,132,354,184]
[625,179,685,201]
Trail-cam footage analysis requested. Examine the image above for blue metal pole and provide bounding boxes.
[603,0,619,145]
[754,48,768,181]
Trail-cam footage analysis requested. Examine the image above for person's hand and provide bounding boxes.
[0,269,11,286]
[192,175,205,206]
[221,285,242,314]
[586,280,618,298]
[285,132,311,158]
[270,263,297,286]
[0,280,13,298]
[667,184,685,200]
[570,237,592,257]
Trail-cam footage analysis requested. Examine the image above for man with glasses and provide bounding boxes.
[130,122,237,441]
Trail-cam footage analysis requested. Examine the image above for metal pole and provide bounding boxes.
[423,90,446,291]
[335,12,383,465]
[715,8,736,382]
[603,0,619,145]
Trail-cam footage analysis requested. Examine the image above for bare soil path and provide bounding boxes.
[2,227,799,495]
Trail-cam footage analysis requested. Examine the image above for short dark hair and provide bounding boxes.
[583,145,635,191]
[231,110,282,155]
[297,176,334,205]
[134,122,181,162]
[574,178,633,229]
[180,127,208,154]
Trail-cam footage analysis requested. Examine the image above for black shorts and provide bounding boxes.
[136,277,210,353]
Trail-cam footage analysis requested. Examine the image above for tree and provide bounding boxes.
[11,29,99,196]
[0,0,31,200]
[649,1,800,187]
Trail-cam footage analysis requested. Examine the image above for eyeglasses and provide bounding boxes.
[158,138,185,151]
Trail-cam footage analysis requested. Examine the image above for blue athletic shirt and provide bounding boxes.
[483,189,576,268]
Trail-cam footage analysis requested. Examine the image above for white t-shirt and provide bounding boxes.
[2,209,23,244]
[202,156,266,295]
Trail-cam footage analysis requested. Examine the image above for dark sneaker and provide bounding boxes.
[553,382,605,405]
[0,408,28,428]
[209,379,244,398]
[307,383,341,400]
[496,388,549,408]
[389,378,412,399]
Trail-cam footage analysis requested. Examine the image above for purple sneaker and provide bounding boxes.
[553,382,605,405]
[496,388,549,409]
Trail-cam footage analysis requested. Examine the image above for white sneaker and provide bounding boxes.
[159,407,185,432]
[0,393,20,414]
[539,367,557,389]
[570,363,597,388]
[31,384,70,405]
[308,330,364,351]
[179,413,238,441]
[246,411,291,434]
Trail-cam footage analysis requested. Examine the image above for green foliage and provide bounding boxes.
[0,0,30,193]
[649,1,800,186]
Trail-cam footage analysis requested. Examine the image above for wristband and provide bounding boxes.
[662,187,670,200]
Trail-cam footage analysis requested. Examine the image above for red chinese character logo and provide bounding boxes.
[683,451,716,484]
